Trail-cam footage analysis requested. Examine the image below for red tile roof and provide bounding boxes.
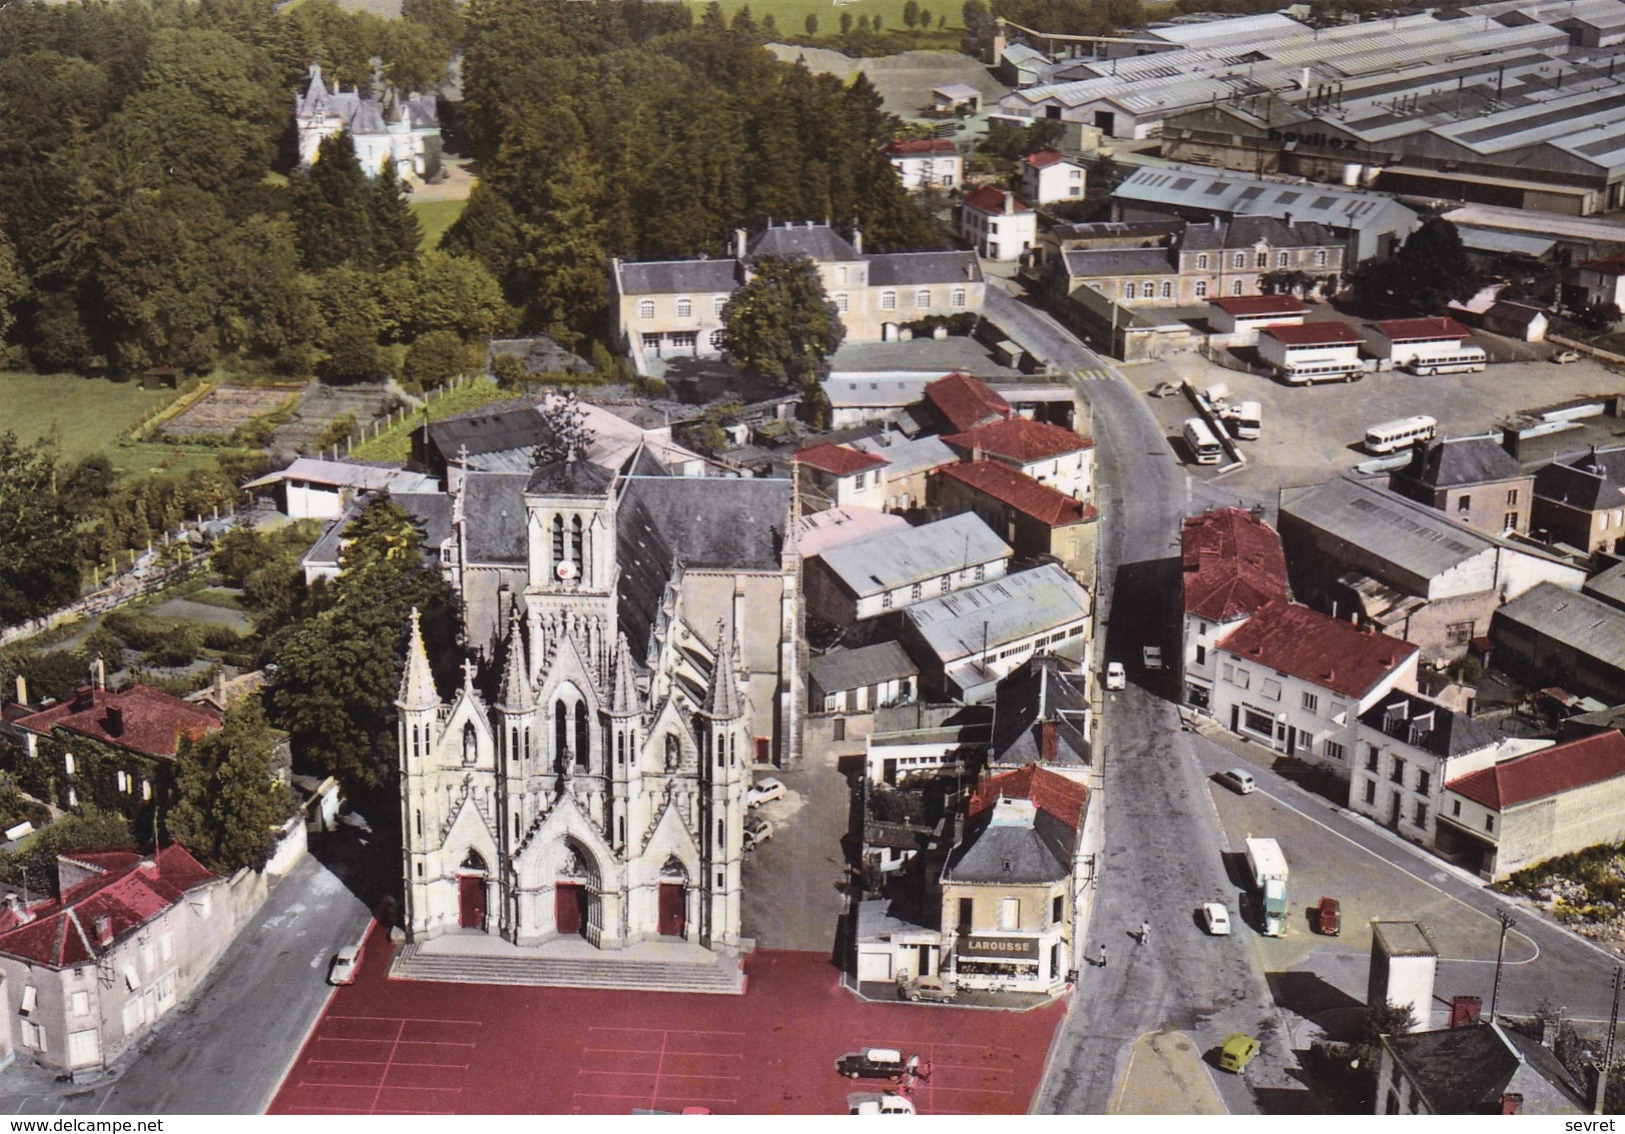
[1375,317,1471,341]
[936,461,1097,527]
[1261,322,1363,346]
[961,185,1032,215]
[1578,256,1625,275]
[0,845,217,969]
[923,372,1012,432]
[886,138,960,157]
[1216,599,1416,699]
[969,764,1087,833]
[1023,148,1067,169]
[943,417,1093,463]
[16,685,222,760]
[793,442,888,477]
[1182,508,1291,622]
[1210,295,1306,317]
[1447,731,1625,811]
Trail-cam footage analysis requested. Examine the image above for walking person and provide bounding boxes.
[1140,919,1151,946]
[1097,942,1107,967]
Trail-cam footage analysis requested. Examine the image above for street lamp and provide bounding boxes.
[1490,910,1516,1021]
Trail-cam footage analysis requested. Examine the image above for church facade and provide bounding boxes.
[395,454,798,957]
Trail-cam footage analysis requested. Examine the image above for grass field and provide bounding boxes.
[688,0,965,32]
[349,374,519,462]
[1,373,176,464]
[411,198,468,252]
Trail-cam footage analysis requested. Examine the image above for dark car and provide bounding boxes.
[1316,896,1342,936]
[835,1048,908,1080]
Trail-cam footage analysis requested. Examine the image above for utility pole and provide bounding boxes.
[1490,910,1515,1021]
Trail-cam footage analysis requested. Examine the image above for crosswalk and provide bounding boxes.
[1072,368,1116,382]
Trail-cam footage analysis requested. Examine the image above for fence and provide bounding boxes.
[317,372,475,462]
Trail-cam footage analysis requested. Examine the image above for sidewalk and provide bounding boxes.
[1108,1028,1227,1114]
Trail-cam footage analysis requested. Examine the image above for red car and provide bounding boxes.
[1315,897,1341,936]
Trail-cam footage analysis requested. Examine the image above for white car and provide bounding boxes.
[1104,662,1126,691]
[1201,903,1232,936]
[744,816,774,850]
[1143,646,1164,670]
[328,945,363,985]
[849,1092,916,1115]
[746,778,786,808]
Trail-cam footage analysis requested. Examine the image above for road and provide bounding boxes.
[990,280,1624,1114]
[0,838,379,1115]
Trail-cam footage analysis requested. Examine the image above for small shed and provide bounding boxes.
[931,83,982,115]
[1480,301,1549,343]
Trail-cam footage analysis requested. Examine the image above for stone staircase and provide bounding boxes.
[389,942,749,995]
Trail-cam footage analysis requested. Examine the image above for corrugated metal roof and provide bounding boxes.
[1279,476,1492,582]
[817,512,1011,597]
[905,562,1089,662]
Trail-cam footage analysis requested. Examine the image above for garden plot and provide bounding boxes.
[161,385,293,437]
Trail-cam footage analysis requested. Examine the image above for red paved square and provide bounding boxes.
[270,930,1063,1115]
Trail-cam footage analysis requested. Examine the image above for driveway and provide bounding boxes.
[741,743,854,953]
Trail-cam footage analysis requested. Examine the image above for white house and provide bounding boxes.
[1210,599,1419,780]
[1257,322,1365,380]
[1180,507,1292,713]
[1365,317,1477,367]
[885,138,964,190]
[1206,295,1306,346]
[294,64,441,180]
[244,458,439,520]
[863,703,992,785]
[941,416,1095,501]
[1569,255,1625,309]
[960,185,1037,262]
[794,442,889,511]
[1020,149,1087,205]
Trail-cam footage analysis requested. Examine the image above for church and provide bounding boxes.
[394,447,798,976]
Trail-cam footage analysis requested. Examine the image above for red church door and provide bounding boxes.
[458,874,486,931]
[555,883,587,936]
[658,883,686,937]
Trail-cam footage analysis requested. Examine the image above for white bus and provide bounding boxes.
[1405,348,1488,376]
[1364,415,1438,454]
[1183,417,1224,465]
[1279,361,1365,385]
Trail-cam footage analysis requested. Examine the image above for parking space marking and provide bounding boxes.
[575,1025,745,1113]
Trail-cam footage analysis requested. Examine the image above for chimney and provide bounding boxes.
[1540,1019,1558,1048]
[72,684,94,712]
[735,227,748,260]
[1448,995,1480,1028]
[2,894,33,926]
[94,915,114,947]
[13,675,24,706]
[1283,211,1293,228]
[104,705,124,737]
[1498,1094,1522,1116]
[851,219,862,256]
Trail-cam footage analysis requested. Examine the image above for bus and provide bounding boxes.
[1183,417,1224,465]
[1364,415,1438,454]
[1279,361,1365,385]
[1405,348,1488,376]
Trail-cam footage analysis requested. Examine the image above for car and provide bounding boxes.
[835,1048,908,1080]
[1104,661,1126,691]
[746,778,785,808]
[328,945,362,985]
[1149,381,1182,398]
[1217,1032,1258,1073]
[1552,349,1582,364]
[1142,646,1164,670]
[1316,896,1342,936]
[744,816,774,850]
[898,975,956,1003]
[849,1092,916,1115]
[1201,902,1232,936]
[1215,768,1256,795]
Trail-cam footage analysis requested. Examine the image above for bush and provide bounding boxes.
[490,353,526,388]
[405,330,479,390]
[314,412,358,453]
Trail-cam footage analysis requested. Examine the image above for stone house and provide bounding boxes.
[1388,435,1535,537]
[1180,507,1291,713]
[932,460,1096,571]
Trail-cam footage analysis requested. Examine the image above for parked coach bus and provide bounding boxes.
[1405,347,1488,376]
[1183,417,1224,465]
[1364,415,1438,454]
[1278,360,1366,384]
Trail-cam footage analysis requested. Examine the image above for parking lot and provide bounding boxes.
[269,940,1061,1115]
[1131,334,1624,497]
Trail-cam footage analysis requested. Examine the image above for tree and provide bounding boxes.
[719,255,845,389]
[840,11,853,34]
[371,163,423,270]
[292,132,377,272]
[0,433,85,624]
[0,807,134,897]
[904,0,921,27]
[384,250,510,340]
[532,389,596,465]
[168,699,292,874]
[1350,1000,1417,1075]
[1575,300,1623,332]
[404,329,477,389]
[0,225,24,343]
[1350,217,1479,316]
[806,13,818,34]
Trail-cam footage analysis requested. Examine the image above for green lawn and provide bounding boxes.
[349,374,519,462]
[687,0,964,32]
[412,198,467,252]
[1,372,176,464]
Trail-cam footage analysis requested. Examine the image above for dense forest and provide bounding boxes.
[0,0,944,375]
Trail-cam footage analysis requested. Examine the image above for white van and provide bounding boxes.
[1220,401,1262,441]
[1182,417,1224,465]
[1364,415,1438,454]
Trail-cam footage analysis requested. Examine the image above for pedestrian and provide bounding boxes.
[1097,942,1107,967]
[1140,919,1151,946]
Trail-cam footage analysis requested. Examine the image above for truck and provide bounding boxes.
[1217,400,1262,441]
[1244,837,1289,937]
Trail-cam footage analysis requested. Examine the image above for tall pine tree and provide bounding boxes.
[371,162,422,269]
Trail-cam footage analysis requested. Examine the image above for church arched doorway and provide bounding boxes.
[457,849,489,932]
[554,842,597,938]
[657,856,689,939]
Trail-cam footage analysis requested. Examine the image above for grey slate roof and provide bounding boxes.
[617,259,739,296]
[1399,435,1524,488]
[1533,446,1625,511]
[426,404,546,459]
[905,563,1090,663]
[1116,166,1419,235]
[1494,582,1625,672]
[1279,477,1492,582]
[1180,216,1340,251]
[1381,1023,1585,1115]
[1064,247,1172,277]
[1582,558,1625,612]
[849,434,958,478]
[817,512,1010,598]
[991,656,1092,766]
[461,471,531,565]
[1358,691,1502,759]
[809,641,919,694]
[620,476,790,572]
[942,803,1073,884]
[748,224,861,263]
[867,251,983,286]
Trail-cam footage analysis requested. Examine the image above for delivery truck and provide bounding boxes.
[1244,837,1289,937]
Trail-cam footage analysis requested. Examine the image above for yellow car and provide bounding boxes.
[1217,1033,1258,1073]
